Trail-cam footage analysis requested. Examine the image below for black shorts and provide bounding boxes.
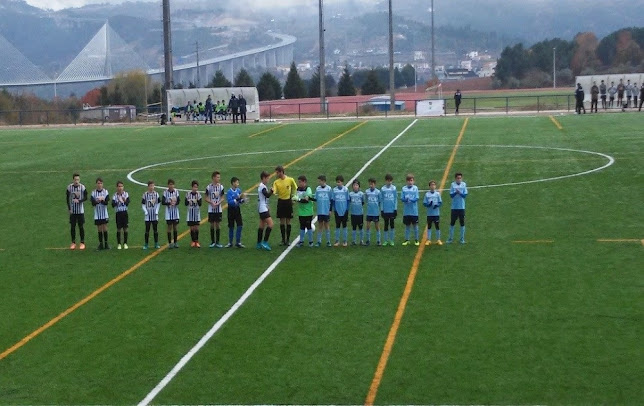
[427,215,440,225]
[145,220,159,226]
[366,215,380,223]
[259,211,271,220]
[69,213,85,226]
[317,214,330,223]
[299,215,313,230]
[166,219,179,225]
[208,212,222,223]
[334,212,348,228]
[276,199,293,219]
[610,96,615,101]
[228,206,243,227]
[116,211,129,228]
[601,95,606,100]
[382,210,397,220]
[94,218,109,226]
[450,209,466,226]
[187,221,200,226]
[402,215,418,226]
[351,214,364,228]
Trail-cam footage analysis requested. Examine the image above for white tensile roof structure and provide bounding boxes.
[0,33,51,85]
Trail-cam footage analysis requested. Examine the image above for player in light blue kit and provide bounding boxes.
[364,178,382,246]
[348,180,366,245]
[447,172,467,244]
[332,175,350,246]
[422,180,442,246]
[381,174,397,246]
[400,174,420,246]
[314,175,333,247]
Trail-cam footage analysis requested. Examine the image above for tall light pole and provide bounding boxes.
[388,0,395,111]
[553,47,556,88]
[319,0,326,113]
[195,41,200,87]
[162,0,173,113]
[431,0,435,79]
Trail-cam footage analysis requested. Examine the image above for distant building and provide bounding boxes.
[478,61,497,77]
[444,68,478,80]
[460,60,473,70]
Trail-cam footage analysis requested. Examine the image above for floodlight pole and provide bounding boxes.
[195,41,200,87]
[431,0,435,79]
[319,0,326,113]
[388,0,395,111]
[162,0,174,114]
[553,47,556,88]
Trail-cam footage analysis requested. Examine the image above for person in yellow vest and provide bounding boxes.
[272,165,297,245]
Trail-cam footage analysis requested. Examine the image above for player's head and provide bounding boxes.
[454,172,463,183]
[317,174,326,185]
[297,175,307,188]
[429,180,436,191]
[385,173,393,184]
[352,180,360,191]
[95,177,103,189]
[601,80,604,83]
[593,81,596,85]
[191,180,199,191]
[72,173,80,185]
[260,171,270,182]
[577,83,582,88]
[147,180,155,191]
[406,174,414,185]
[335,175,344,186]
[116,181,124,192]
[230,176,240,187]
[368,177,376,188]
[212,171,220,183]
[611,81,614,85]
[167,179,175,190]
[275,165,285,179]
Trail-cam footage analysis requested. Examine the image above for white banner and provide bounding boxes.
[416,99,445,117]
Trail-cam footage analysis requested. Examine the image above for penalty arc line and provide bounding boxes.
[0,122,367,363]
[365,117,469,405]
[549,115,563,130]
[138,119,419,406]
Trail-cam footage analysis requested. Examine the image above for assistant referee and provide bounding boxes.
[273,165,297,245]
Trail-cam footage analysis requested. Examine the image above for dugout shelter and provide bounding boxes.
[166,87,260,122]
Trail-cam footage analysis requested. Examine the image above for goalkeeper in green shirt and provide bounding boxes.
[294,175,314,247]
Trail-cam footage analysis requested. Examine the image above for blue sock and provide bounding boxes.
[404,226,410,241]
[449,226,455,240]
[360,229,364,242]
[343,228,348,243]
[391,228,395,242]
[326,229,330,243]
[300,229,305,243]
[437,229,441,240]
[427,228,432,240]
[384,229,389,242]
[414,224,419,241]
[376,230,381,243]
[228,228,234,244]
[335,228,340,242]
[236,226,243,243]
[460,226,466,241]
[352,230,356,243]
[307,229,313,242]
[317,231,322,243]
[366,229,371,242]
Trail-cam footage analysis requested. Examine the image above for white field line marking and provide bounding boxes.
[138,119,419,405]
[128,144,614,194]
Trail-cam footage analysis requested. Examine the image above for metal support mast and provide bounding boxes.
[319,0,326,113]
[388,0,395,111]
[162,0,174,112]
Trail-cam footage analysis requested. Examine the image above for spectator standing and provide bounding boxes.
[454,89,462,114]
[633,83,638,109]
[228,95,239,124]
[590,81,599,113]
[238,94,247,124]
[599,80,607,110]
[204,95,214,124]
[575,83,586,114]
[639,83,644,112]
[617,79,625,108]
[608,81,617,108]
[625,80,633,108]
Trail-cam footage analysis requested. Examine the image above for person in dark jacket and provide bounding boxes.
[454,89,462,114]
[639,83,644,112]
[575,83,586,114]
[204,95,214,124]
[228,95,239,124]
[238,94,247,124]
[590,81,599,113]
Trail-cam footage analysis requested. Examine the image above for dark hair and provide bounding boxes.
[95,177,103,183]
[335,175,344,182]
[72,173,80,179]
[298,175,307,182]
[275,165,285,173]
[147,180,155,186]
[455,172,463,178]
[352,180,360,187]
[406,174,414,181]
[230,176,239,184]
[428,180,436,186]
[167,178,175,185]
[191,180,199,187]
[368,177,376,184]
[317,174,326,181]
[385,174,393,181]
[211,171,220,178]
[116,180,123,186]
[260,171,270,180]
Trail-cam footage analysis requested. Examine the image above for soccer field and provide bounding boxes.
[0,114,642,404]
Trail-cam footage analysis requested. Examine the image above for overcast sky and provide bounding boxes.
[23,0,349,11]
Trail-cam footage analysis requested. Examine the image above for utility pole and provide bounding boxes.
[162,0,174,114]
[431,0,435,79]
[319,0,326,113]
[195,41,200,87]
[388,0,395,111]
[553,47,556,88]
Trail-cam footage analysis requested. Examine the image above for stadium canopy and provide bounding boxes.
[0,34,51,85]
[56,22,149,83]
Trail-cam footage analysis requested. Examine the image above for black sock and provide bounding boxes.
[145,233,149,244]
[173,230,178,243]
[257,228,264,243]
[168,232,172,244]
[71,226,76,243]
[190,230,195,241]
[117,231,121,244]
[280,224,286,242]
[124,231,128,244]
[153,232,158,244]
[286,224,292,241]
[216,228,220,243]
[195,230,199,241]
[103,231,108,246]
[211,228,215,244]
[264,227,272,242]
[79,226,85,242]
[98,231,103,245]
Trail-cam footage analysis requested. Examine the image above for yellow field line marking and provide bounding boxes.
[597,238,643,246]
[365,117,468,405]
[512,240,554,244]
[549,115,563,130]
[248,123,287,138]
[0,120,367,362]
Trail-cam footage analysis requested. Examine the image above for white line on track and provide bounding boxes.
[137,119,419,405]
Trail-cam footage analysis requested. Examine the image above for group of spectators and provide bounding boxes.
[180,94,249,124]
[578,79,644,114]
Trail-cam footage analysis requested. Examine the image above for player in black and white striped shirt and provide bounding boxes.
[257,171,274,250]
[141,180,161,250]
[205,171,225,248]
[91,177,110,250]
[185,180,203,248]
[111,180,130,250]
[162,179,181,249]
[66,173,88,250]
